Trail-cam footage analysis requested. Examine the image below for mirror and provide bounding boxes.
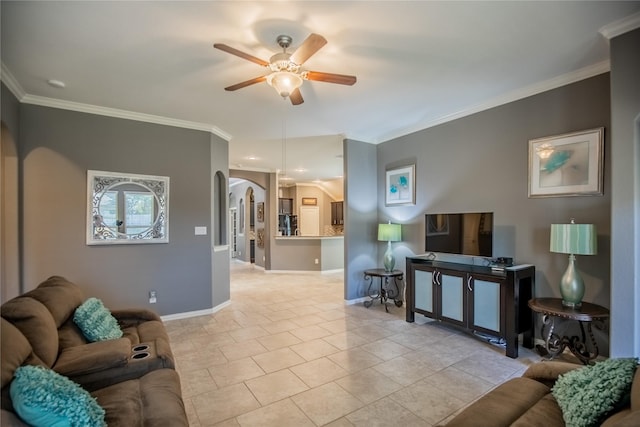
[87,170,169,245]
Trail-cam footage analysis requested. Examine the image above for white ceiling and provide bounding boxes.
[2,1,639,186]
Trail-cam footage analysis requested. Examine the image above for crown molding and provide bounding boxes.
[0,63,26,100]
[20,94,231,141]
[0,62,231,141]
[376,60,610,144]
[599,11,640,40]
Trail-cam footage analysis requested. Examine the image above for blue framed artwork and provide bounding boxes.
[528,127,604,197]
[385,164,415,206]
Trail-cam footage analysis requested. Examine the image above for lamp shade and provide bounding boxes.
[378,223,401,242]
[550,223,597,255]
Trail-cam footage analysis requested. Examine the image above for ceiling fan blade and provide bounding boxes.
[224,76,267,91]
[304,71,357,86]
[213,43,270,67]
[290,33,327,65]
[289,88,304,105]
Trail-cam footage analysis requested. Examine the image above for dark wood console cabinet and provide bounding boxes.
[406,257,535,358]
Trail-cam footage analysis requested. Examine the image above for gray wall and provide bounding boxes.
[376,74,611,311]
[1,84,19,141]
[344,74,613,350]
[344,139,378,300]
[1,83,21,301]
[610,28,640,357]
[18,105,218,316]
[211,135,230,308]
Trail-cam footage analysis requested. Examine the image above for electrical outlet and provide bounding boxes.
[314,258,319,264]
[149,290,157,304]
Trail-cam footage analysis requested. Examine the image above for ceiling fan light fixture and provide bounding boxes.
[266,71,303,98]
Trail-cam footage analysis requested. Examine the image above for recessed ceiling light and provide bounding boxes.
[47,79,66,88]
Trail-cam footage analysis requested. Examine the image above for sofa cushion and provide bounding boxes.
[1,320,40,390]
[445,377,551,427]
[552,358,638,427]
[1,319,46,415]
[511,393,564,426]
[24,276,85,328]
[9,365,106,427]
[1,297,59,367]
[92,368,188,427]
[57,318,89,349]
[73,298,123,342]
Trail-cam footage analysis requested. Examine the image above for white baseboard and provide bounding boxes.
[345,296,370,305]
[266,269,344,274]
[161,300,230,322]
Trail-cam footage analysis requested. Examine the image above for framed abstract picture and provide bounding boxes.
[385,164,416,206]
[528,127,604,197]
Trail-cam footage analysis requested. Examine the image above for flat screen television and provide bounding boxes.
[425,212,494,257]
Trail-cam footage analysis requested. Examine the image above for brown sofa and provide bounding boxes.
[446,360,640,426]
[1,276,188,426]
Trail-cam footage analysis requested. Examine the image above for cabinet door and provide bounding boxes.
[469,275,503,335]
[331,202,344,225]
[439,270,466,326]
[413,268,436,317]
[279,198,293,214]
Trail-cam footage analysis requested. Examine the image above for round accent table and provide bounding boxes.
[528,298,609,365]
[363,269,404,313]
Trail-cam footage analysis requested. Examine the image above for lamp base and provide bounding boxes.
[561,300,582,309]
[559,254,584,309]
[383,241,395,272]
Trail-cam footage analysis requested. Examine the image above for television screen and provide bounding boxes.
[425,212,493,257]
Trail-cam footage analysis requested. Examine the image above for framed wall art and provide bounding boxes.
[385,164,415,206]
[256,202,264,222]
[528,127,604,198]
[301,197,317,206]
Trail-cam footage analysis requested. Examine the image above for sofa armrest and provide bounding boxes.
[53,337,130,377]
[112,308,161,325]
[522,361,584,387]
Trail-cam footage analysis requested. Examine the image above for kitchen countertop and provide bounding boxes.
[275,235,344,240]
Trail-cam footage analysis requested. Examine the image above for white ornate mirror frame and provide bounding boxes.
[87,170,169,245]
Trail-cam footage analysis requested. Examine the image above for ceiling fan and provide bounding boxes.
[214,33,357,105]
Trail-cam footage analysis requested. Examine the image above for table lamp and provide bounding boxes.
[550,219,597,308]
[378,222,402,272]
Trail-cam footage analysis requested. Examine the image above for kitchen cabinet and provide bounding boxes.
[278,198,293,214]
[331,201,343,225]
[406,257,535,358]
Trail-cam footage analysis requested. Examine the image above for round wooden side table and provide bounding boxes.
[528,298,609,365]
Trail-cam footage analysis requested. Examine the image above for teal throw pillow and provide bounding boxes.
[10,365,106,427]
[552,357,638,427]
[73,297,123,342]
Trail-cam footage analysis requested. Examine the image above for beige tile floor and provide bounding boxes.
[165,262,543,427]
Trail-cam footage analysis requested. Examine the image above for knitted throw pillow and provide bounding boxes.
[10,365,106,427]
[73,297,123,342]
[552,357,638,427]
